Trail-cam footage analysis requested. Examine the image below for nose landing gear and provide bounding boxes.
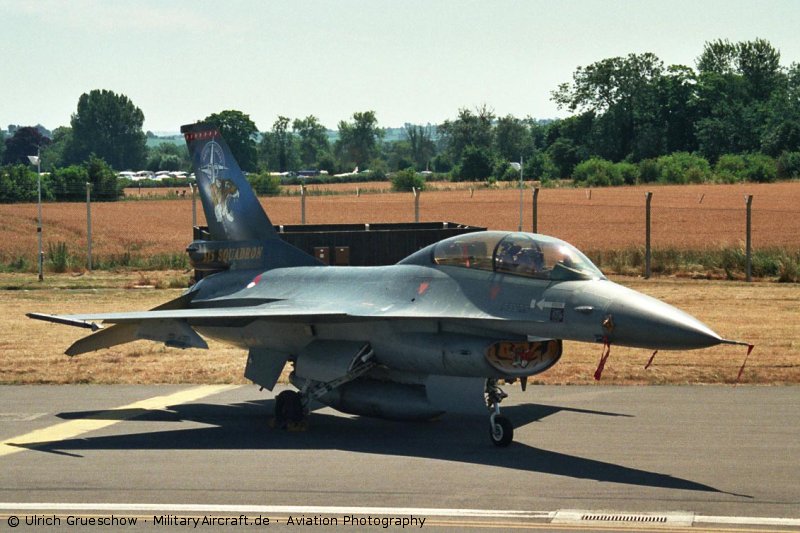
[486,379,513,447]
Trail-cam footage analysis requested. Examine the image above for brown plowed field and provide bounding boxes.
[2,182,799,262]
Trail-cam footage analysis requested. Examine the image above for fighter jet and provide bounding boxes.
[28,122,747,447]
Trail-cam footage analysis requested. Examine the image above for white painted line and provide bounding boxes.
[696,514,800,527]
[0,503,798,528]
[0,413,46,422]
[0,503,551,520]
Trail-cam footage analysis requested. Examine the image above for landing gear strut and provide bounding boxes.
[273,344,376,431]
[486,379,513,447]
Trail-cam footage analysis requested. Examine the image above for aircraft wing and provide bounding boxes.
[28,298,545,357]
[28,306,348,325]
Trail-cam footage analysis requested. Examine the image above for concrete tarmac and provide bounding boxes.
[0,384,798,531]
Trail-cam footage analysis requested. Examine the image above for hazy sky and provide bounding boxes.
[3,0,800,133]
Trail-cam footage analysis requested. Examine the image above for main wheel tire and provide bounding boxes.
[274,390,304,429]
[489,415,514,447]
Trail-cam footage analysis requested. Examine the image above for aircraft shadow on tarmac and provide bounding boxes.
[16,399,748,498]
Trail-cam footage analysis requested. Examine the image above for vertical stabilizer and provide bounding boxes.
[182,122,277,242]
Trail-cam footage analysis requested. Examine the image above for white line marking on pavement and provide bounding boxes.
[696,514,800,527]
[0,503,797,527]
[0,503,548,519]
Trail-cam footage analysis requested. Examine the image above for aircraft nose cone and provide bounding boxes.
[606,284,722,350]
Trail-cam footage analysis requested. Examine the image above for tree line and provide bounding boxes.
[2,38,799,202]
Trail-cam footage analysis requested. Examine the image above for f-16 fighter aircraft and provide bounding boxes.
[29,122,748,446]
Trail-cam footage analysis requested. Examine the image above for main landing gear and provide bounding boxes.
[272,344,376,431]
[273,389,306,430]
[486,378,513,447]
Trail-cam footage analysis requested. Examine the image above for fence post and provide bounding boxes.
[300,184,306,224]
[746,195,753,282]
[645,191,653,279]
[413,187,420,222]
[86,182,92,271]
[532,187,539,233]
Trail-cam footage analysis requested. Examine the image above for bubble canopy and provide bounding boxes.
[418,231,605,281]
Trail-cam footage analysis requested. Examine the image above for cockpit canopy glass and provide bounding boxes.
[432,231,605,281]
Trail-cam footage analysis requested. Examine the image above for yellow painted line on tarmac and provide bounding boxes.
[0,385,237,457]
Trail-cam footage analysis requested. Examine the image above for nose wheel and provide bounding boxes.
[490,414,513,447]
[486,379,513,447]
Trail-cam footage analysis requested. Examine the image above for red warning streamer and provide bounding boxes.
[594,337,612,381]
[644,350,658,370]
[735,344,756,385]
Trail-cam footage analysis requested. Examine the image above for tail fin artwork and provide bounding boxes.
[182,122,321,271]
[182,122,277,242]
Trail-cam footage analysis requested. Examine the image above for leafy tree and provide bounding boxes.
[694,39,787,160]
[614,161,639,185]
[491,158,515,182]
[573,157,616,187]
[694,75,761,160]
[316,152,337,175]
[3,126,51,165]
[247,171,282,195]
[49,165,89,200]
[382,140,414,171]
[528,119,550,148]
[493,115,530,161]
[68,89,147,169]
[40,127,72,171]
[546,137,582,179]
[543,114,592,177]
[761,63,800,156]
[430,153,453,173]
[696,39,739,76]
[777,151,800,179]
[552,52,666,161]
[741,153,777,183]
[391,168,425,192]
[273,116,296,172]
[638,158,660,183]
[366,158,389,179]
[438,105,495,163]
[0,164,44,202]
[737,38,783,100]
[523,151,559,182]
[146,142,189,172]
[259,116,300,172]
[292,115,330,168]
[403,124,436,170]
[336,111,383,167]
[204,110,259,172]
[655,152,711,184]
[658,65,699,154]
[86,155,121,199]
[455,145,494,181]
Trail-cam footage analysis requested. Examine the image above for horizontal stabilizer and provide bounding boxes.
[66,323,139,356]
